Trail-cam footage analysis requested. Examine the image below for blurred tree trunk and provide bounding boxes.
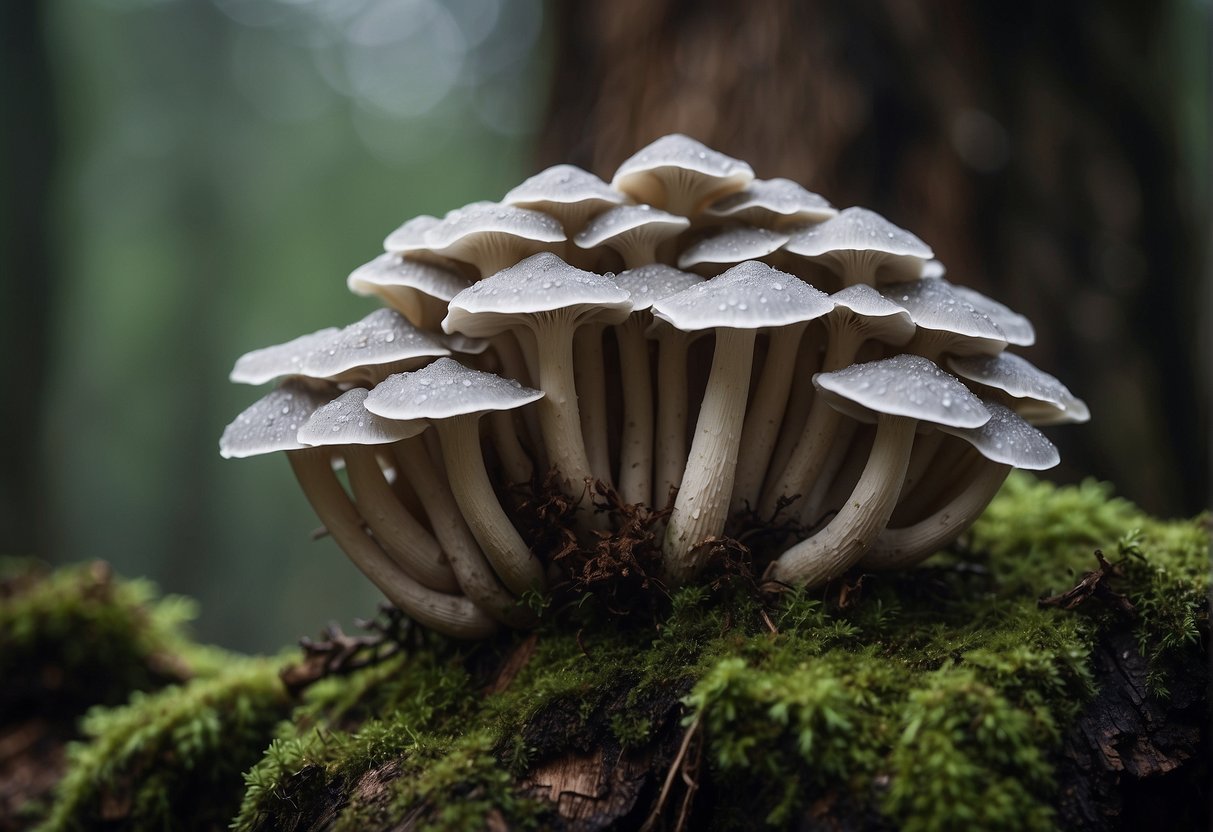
[0,2,56,552]
[539,0,1209,515]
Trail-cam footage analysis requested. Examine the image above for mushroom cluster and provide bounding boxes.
[221,135,1088,638]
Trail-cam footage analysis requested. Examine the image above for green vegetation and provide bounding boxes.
[21,474,1210,830]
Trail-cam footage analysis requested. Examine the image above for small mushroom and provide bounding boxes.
[442,253,632,495]
[220,381,497,639]
[862,402,1058,570]
[783,207,933,286]
[880,278,1008,360]
[574,204,690,269]
[703,177,836,228]
[408,202,566,277]
[347,253,471,331]
[768,355,989,588]
[298,388,460,593]
[611,134,754,216]
[364,358,547,596]
[651,261,833,582]
[947,352,1090,425]
[503,164,628,234]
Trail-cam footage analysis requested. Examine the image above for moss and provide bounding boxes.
[38,475,1210,830]
[37,657,290,832]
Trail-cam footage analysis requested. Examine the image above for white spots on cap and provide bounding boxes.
[347,252,471,301]
[503,164,626,209]
[940,401,1060,469]
[613,265,705,312]
[611,135,754,214]
[946,282,1035,346]
[879,278,1007,343]
[651,261,833,332]
[424,201,565,250]
[365,356,543,421]
[784,206,933,259]
[220,381,333,458]
[814,354,990,429]
[947,352,1088,424]
[704,177,836,226]
[298,387,425,447]
[573,204,689,250]
[677,226,790,269]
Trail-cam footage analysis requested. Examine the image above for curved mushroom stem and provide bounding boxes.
[529,313,595,498]
[730,324,806,515]
[344,446,460,593]
[392,438,535,627]
[768,414,915,587]
[654,329,693,507]
[574,323,613,487]
[762,331,823,501]
[492,333,544,466]
[436,415,547,596]
[861,461,1011,571]
[799,419,859,525]
[663,327,757,583]
[489,410,534,485]
[616,317,654,505]
[286,447,498,639]
[890,436,972,525]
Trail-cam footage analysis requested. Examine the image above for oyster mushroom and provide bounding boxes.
[783,207,933,286]
[611,133,754,216]
[503,164,627,234]
[703,177,837,228]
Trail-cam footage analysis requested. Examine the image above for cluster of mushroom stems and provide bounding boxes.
[221,135,1088,639]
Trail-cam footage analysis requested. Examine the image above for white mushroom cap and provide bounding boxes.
[503,164,628,232]
[230,327,341,386]
[946,352,1090,425]
[677,226,791,271]
[880,278,1008,356]
[573,204,690,266]
[813,354,990,429]
[442,252,632,337]
[346,253,471,330]
[365,357,543,422]
[611,134,755,215]
[703,177,836,227]
[919,259,947,279]
[383,214,440,253]
[938,401,1060,470]
[945,282,1035,347]
[219,381,333,459]
[405,202,565,277]
[826,284,916,345]
[298,387,426,447]
[783,207,933,284]
[651,260,833,333]
[302,308,451,384]
[614,264,705,312]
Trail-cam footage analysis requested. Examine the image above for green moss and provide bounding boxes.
[39,475,1211,830]
[38,657,290,832]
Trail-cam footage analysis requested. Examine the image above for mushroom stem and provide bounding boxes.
[489,410,534,484]
[344,447,461,593]
[286,447,497,639]
[890,436,971,525]
[392,438,534,627]
[435,416,547,596]
[492,333,544,464]
[762,331,822,500]
[654,330,693,506]
[730,324,806,514]
[663,327,757,582]
[861,461,1011,571]
[574,324,613,487]
[531,312,596,497]
[615,318,654,505]
[768,414,915,587]
[800,419,859,524]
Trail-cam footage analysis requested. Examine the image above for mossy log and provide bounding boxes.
[5,475,1209,831]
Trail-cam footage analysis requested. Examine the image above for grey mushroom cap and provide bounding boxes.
[220,381,333,459]
[383,215,440,253]
[651,260,834,333]
[347,253,470,310]
[573,204,690,251]
[230,327,341,386]
[503,165,626,217]
[614,264,705,312]
[677,226,791,270]
[945,282,1035,347]
[704,177,836,226]
[880,278,1008,351]
[424,201,564,249]
[784,206,933,260]
[298,388,426,447]
[611,134,754,211]
[813,354,991,429]
[442,252,632,337]
[939,401,1060,470]
[364,357,543,422]
[946,352,1090,424]
[828,284,916,342]
[302,309,451,382]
